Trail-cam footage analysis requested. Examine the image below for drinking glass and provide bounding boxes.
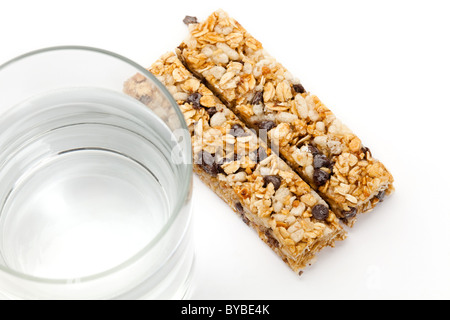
[0,46,193,300]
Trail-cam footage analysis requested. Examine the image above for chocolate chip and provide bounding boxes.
[223,153,242,165]
[216,158,226,174]
[206,107,218,118]
[258,120,277,132]
[265,230,279,248]
[343,207,357,219]
[198,151,221,177]
[313,154,333,169]
[187,93,202,109]
[236,202,250,226]
[307,144,320,156]
[361,146,372,158]
[293,84,306,94]
[251,91,264,105]
[313,168,330,186]
[376,190,386,202]
[298,271,304,277]
[235,202,244,214]
[229,124,248,137]
[312,204,329,221]
[183,16,198,25]
[263,175,282,191]
[139,95,152,105]
[250,147,268,163]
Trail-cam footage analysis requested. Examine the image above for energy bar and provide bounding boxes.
[177,10,394,225]
[124,52,346,274]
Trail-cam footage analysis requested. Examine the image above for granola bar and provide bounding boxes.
[177,10,394,225]
[124,53,346,274]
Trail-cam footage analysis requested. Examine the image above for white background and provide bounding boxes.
[1,0,449,300]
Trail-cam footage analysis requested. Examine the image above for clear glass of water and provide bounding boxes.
[0,47,193,299]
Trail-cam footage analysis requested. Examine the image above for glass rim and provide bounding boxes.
[0,45,193,285]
